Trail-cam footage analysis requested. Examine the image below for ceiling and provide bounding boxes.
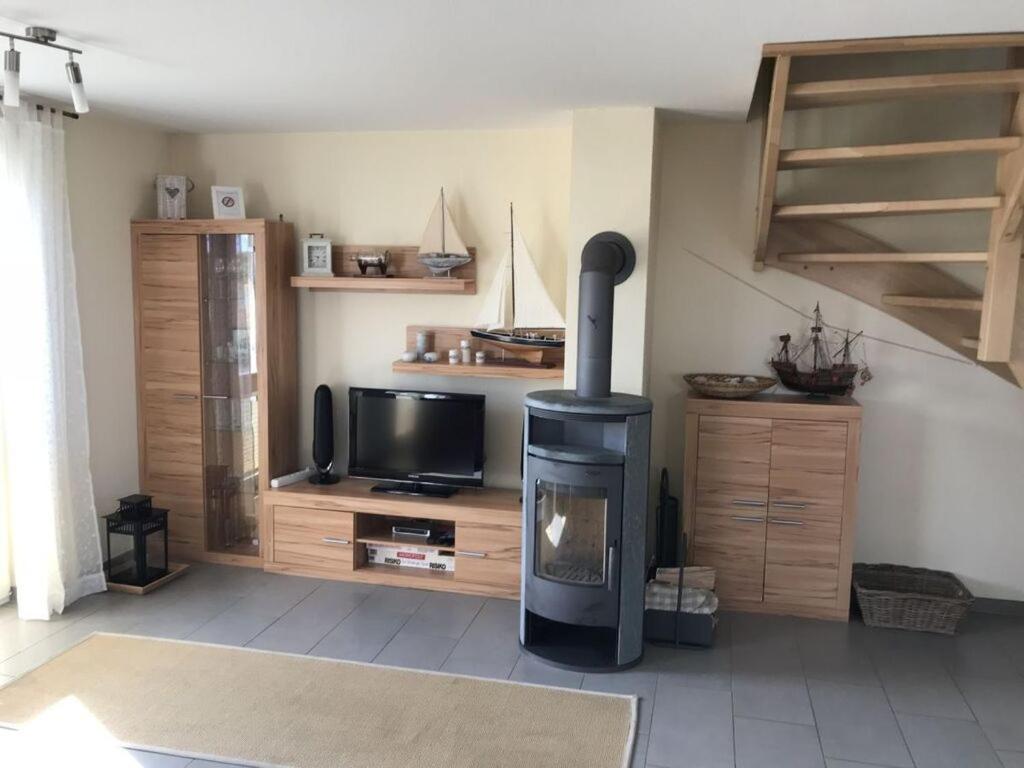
[2,1,1024,133]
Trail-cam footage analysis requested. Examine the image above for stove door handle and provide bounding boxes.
[607,545,616,591]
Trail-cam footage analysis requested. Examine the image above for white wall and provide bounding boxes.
[564,108,659,395]
[65,113,170,521]
[170,127,572,488]
[649,117,1024,601]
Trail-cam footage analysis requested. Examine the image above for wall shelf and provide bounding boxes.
[392,359,564,380]
[291,244,476,294]
[291,275,475,294]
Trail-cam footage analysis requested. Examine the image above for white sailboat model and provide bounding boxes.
[418,187,473,277]
[471,204,565,353]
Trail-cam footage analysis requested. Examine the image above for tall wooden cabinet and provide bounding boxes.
[132,220,297,566]
[683,395,862,620]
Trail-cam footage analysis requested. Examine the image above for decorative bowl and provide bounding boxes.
[684,373,776,399]
[422,351,439,363]
[419,254,472,277]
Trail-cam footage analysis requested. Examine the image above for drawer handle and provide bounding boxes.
[769,518,804,526]
[773,501,807,510]
[321,536,351,545]
[732,499,766,508]
[172,393,198,400]
[202,394,230,400]
[731,515,764,524]
[455,550,487,558]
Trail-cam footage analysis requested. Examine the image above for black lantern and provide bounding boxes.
[104,494,169,587]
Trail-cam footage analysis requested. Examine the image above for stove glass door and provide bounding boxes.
[535,480,607,586]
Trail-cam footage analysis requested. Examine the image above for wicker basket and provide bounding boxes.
[684,373,776,399]
[852,563,973,635]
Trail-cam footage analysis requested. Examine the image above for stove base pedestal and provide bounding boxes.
[520,609,643,672]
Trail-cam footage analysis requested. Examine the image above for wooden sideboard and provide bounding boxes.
[262,478,522,599]
[683,395,862,620]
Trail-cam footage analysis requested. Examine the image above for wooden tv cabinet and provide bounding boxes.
[261,478,522,599]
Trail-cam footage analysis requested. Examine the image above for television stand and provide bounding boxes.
[371,481,458,498]
[262,477,521,599]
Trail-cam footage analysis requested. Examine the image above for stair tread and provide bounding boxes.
[787,69,1024,108]
[774,197,1001,219]
[778,251,989,264]
[778,137,1022,169]
[882,294,984,310]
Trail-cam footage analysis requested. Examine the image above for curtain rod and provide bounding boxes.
[36,103,80,120]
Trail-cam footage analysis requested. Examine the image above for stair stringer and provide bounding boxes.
[765,219,1018,386]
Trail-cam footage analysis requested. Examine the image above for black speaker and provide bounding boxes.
[310,384,340,485]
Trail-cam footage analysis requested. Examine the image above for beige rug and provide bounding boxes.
[0,633,636,768]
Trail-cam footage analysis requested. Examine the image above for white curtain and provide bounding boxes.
[0,104,105,620]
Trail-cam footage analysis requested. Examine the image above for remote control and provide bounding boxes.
[270,467,314,488]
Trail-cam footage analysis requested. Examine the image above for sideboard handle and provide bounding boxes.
[773,501,807,510]
[171,393,198,400]
[731,515,764,524]
[768,518,805,526]
[455,550,487,558]
[321,536,351,545]
[732,499,766,508]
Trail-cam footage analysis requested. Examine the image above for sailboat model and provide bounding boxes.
[418,187,473,277]
[771,303,864,397]
[471,205,565,353]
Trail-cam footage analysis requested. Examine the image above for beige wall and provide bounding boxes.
[649,117,1024,601]
[65,113,170,521]
[564,108,659,395]
[170,127,572,488]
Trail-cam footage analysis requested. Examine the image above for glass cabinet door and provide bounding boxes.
[534,479,608,586]
[200,234,260,556]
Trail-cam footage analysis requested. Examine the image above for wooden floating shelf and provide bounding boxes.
[292,244,476,294]
[777,137,1022,169]
[291,276,475,294]
[393,359,563,380]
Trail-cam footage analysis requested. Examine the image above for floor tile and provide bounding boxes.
[808,679,913,767]
[998,751,1024,767]
[186,576,321,646]
[799,641,879,687]
[309,611,406,662]
[353,586,429,618]
[509,653,584,688]
[942,633,1020,680]
[956,675,1024,751]
[733,672,815,725]
[735,716,825,768]
[824,760,895,768]
[401,592,484,639]
[641,643,732,690]
[897,713,1002,768]
[439,655,517,679]
[647,678,733,768]
[125,749,195,767]
[247,581,373,653]
[732,637,804,678]
[872,647,974,719]
[187,761,249,768]
[373,629,458,671]
[582,670,657,734]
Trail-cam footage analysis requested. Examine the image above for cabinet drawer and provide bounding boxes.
[454,522,521,597]
[272,506,354,572]
[692,512,766,602]
[764,516,841,609]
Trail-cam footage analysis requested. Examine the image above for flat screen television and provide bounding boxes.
[348,388,485,497]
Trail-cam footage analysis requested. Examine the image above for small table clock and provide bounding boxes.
[301,234,334,276]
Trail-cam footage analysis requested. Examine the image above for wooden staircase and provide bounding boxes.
[753,33,1024,387]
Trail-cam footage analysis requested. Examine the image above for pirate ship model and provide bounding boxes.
[772,304,868,397]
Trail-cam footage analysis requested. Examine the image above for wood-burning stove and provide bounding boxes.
[520,232,652,671]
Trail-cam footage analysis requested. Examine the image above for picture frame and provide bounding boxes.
[211,185,245,219]
[301,234,334,276]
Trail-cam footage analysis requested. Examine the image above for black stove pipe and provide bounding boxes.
[576,232,636,399]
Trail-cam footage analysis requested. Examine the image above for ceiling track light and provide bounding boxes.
[0,26,88,114]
